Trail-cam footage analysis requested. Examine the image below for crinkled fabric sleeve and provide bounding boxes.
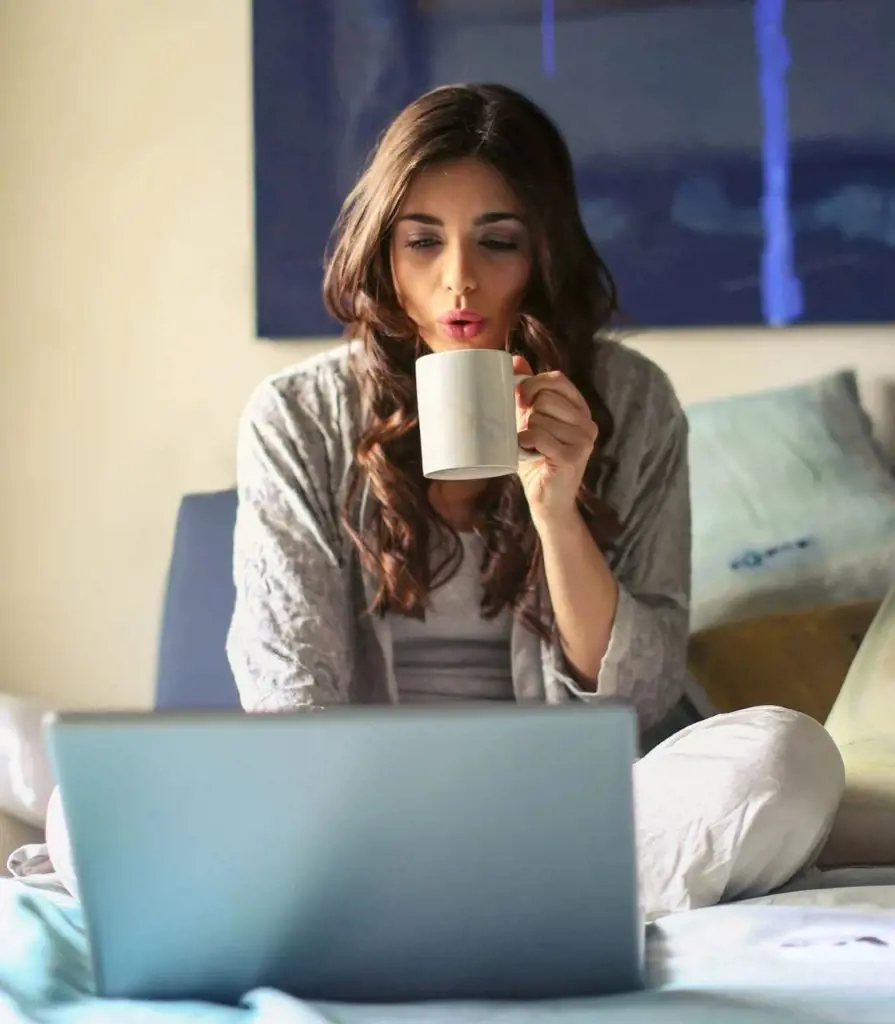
[550,402,692,730]
[226,380,353,712]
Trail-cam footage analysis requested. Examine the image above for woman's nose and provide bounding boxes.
[441,242,477,296]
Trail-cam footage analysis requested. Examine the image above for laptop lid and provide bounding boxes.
[45,703,642,1005]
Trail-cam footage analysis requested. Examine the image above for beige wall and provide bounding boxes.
[1,2,891,711]
[0,0,329,708]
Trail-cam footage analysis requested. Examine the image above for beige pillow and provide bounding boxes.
[687,599,880,723]
[0,810,43,875]
[820,582,895,866]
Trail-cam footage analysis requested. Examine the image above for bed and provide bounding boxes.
[1,326,894,1021]
[4,869,895,1023]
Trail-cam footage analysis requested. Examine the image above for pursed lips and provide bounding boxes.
[437,310,486,339]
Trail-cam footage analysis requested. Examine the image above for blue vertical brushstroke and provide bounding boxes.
[541,0,556,77]
[754,0,803,325]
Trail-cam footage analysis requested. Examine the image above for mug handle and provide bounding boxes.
[514,373,542,464]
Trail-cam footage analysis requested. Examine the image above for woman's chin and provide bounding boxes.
[424,332,506,354]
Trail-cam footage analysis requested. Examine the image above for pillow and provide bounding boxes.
[820,582,895,866]
[686,370,895,632]
[0,693,55,829]
[687,598,880,723]
[0,811,43,876]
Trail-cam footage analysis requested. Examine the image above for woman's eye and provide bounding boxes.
[405,237,440,251]
[481,238,519,252]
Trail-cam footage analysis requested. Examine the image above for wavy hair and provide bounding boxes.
[323,83,621,635]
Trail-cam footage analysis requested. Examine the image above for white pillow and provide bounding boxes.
[687,371,895,632]
[0,693,55,828]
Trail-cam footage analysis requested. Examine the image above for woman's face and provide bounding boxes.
[390,159,533,353]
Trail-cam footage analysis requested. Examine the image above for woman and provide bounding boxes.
[225,84,844,921]
[226,83,845,919]
[25,84,842,923]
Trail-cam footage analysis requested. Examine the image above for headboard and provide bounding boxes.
[626,325,895,461]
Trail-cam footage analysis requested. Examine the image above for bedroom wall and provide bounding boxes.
[0,0,891,711]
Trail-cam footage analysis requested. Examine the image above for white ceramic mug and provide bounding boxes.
[415,348,540,480]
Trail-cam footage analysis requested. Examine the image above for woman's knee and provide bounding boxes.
[651,704,844,808]
[716,704,839,897]
[699,706,844,898]
[634,705,845,917]
[731,706,844,819]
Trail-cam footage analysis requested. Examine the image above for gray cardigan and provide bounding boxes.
[226,340,692,733]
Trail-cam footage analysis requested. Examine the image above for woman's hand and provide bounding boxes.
[513,354,598,526]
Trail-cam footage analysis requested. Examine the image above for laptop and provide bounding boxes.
[44,702,642,1005]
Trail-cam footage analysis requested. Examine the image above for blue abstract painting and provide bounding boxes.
[252,0,895,337]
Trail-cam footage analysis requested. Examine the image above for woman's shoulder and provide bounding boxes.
[591,337,686,447]
[239,341,362,446]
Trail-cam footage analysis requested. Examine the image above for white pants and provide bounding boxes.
[636,705,845,921]
[43,705,844,921]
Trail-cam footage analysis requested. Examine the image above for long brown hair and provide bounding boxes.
[323,83,621,635]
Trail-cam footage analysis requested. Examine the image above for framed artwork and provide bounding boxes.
[252,0,895,337]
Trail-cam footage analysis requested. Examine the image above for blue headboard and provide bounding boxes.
[155,489,240,710]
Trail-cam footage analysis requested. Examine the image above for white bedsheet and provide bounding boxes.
[4,874,895,1022]
[654,885,895,986]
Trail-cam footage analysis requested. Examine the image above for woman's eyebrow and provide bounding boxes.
[396,212,524,226]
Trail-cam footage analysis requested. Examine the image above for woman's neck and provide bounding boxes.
[428,480,487,532]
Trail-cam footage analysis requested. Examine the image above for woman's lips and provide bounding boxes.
[438,320,485,340]
[437,311,486,340]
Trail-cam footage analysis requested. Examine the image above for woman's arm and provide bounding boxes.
[541,407,691,728]
[513,351,691,728]
[534,507,618,684]
[226,375,354,712]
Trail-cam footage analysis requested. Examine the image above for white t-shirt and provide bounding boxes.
[390,533,514,703]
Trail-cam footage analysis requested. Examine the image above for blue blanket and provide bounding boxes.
[4,878,895,1023]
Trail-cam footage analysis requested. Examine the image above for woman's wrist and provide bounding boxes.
[529,500,582,541]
